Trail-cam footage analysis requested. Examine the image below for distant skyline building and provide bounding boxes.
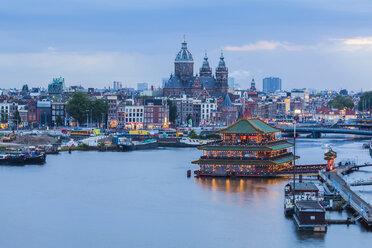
[228,77,235,88]
[263,77,282,93]
[48,77,65,95]
[113,81,122,91]
[137,82,148,91]
[250,78,256,91]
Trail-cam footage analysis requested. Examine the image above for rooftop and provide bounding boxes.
[217,118,281,134]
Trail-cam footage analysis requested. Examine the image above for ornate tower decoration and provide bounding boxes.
[215,51,228,94]
[174,35,194,83]
[324,149,337,171]
[199,52,212,77]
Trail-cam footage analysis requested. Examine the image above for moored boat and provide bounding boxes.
[0,152,46,165]
[119,139,158,151]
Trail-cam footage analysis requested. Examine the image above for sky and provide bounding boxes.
[1,0,372,91]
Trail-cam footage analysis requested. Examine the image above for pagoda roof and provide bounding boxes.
[217,118,281,134]
[199,141,293,151]
[192,155,299,166]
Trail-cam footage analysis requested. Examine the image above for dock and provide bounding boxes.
[319,164,372,226]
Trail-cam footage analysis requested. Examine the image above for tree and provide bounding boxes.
[66,92,91,125]
[91,98,109,124]
[339,89,348,96]
[328,95,354,110]
[358,91,372,112]
[167,99,177,123]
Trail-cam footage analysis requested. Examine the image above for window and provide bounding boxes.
[310,216,315,220]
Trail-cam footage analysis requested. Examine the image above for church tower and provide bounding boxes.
[215,52,228,94]
[199,52,212,77]
[174,36,194,83]
[250,78,256,91]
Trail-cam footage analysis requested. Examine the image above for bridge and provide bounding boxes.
[319,164,372,226]
[281,127,372,138]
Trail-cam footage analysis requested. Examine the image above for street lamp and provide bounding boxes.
[292,109,301,206]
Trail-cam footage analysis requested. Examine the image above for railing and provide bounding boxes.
[200,152,294,161]
[207,139,289,147]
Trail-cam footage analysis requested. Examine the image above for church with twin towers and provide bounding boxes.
[163,37,229,97]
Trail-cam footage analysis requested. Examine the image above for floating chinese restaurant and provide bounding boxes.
[192,118,301,177]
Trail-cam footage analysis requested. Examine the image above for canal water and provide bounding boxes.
[0,137,371,248]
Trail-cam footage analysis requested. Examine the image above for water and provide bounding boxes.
[0,137,371,248]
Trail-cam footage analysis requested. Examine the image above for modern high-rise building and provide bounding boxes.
[262,77,282,93]
[113,81,122,91]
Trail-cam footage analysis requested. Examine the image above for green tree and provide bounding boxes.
[167,99,177,123]
[66,92,91,125]
[358,91,372,112]
[339,89,348,96]
[328,95,354,110]
[91,98,109,124]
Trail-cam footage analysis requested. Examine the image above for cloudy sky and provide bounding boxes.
[1,0,372,91]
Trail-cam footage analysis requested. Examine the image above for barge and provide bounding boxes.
[0,152,46,165]
[118,139,158,151]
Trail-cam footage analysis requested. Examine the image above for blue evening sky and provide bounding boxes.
[1,0,372,91]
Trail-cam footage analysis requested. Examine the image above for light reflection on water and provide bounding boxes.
[0,137,370,247]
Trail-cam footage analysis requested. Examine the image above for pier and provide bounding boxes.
[319,165,372,226]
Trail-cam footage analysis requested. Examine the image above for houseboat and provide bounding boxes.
[293,200,327,232]
[284,181,321,216]
[192,118,299,177]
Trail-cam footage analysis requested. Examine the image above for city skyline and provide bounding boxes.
[1,0,372,91]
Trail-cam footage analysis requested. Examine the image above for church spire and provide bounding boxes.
[218,51,226,68]
[199,51,212,77]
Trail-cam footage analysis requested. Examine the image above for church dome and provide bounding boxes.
[175,37,193,63]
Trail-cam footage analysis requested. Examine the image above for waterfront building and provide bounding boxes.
[51,102,66,126]
[143,100,169,129]
[263,77,282,93]
[27,100,37,128]
[314,106,356,123]
[125,105,144,129]
[193,118,298,177]
[201,98,217,124]
[104,95,118,127]
[36,100,52,127]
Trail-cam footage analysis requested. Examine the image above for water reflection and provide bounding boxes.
[196,177,284,193]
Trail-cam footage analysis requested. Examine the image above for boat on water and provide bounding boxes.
[0,152,46,165]
[119,139,158,151]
